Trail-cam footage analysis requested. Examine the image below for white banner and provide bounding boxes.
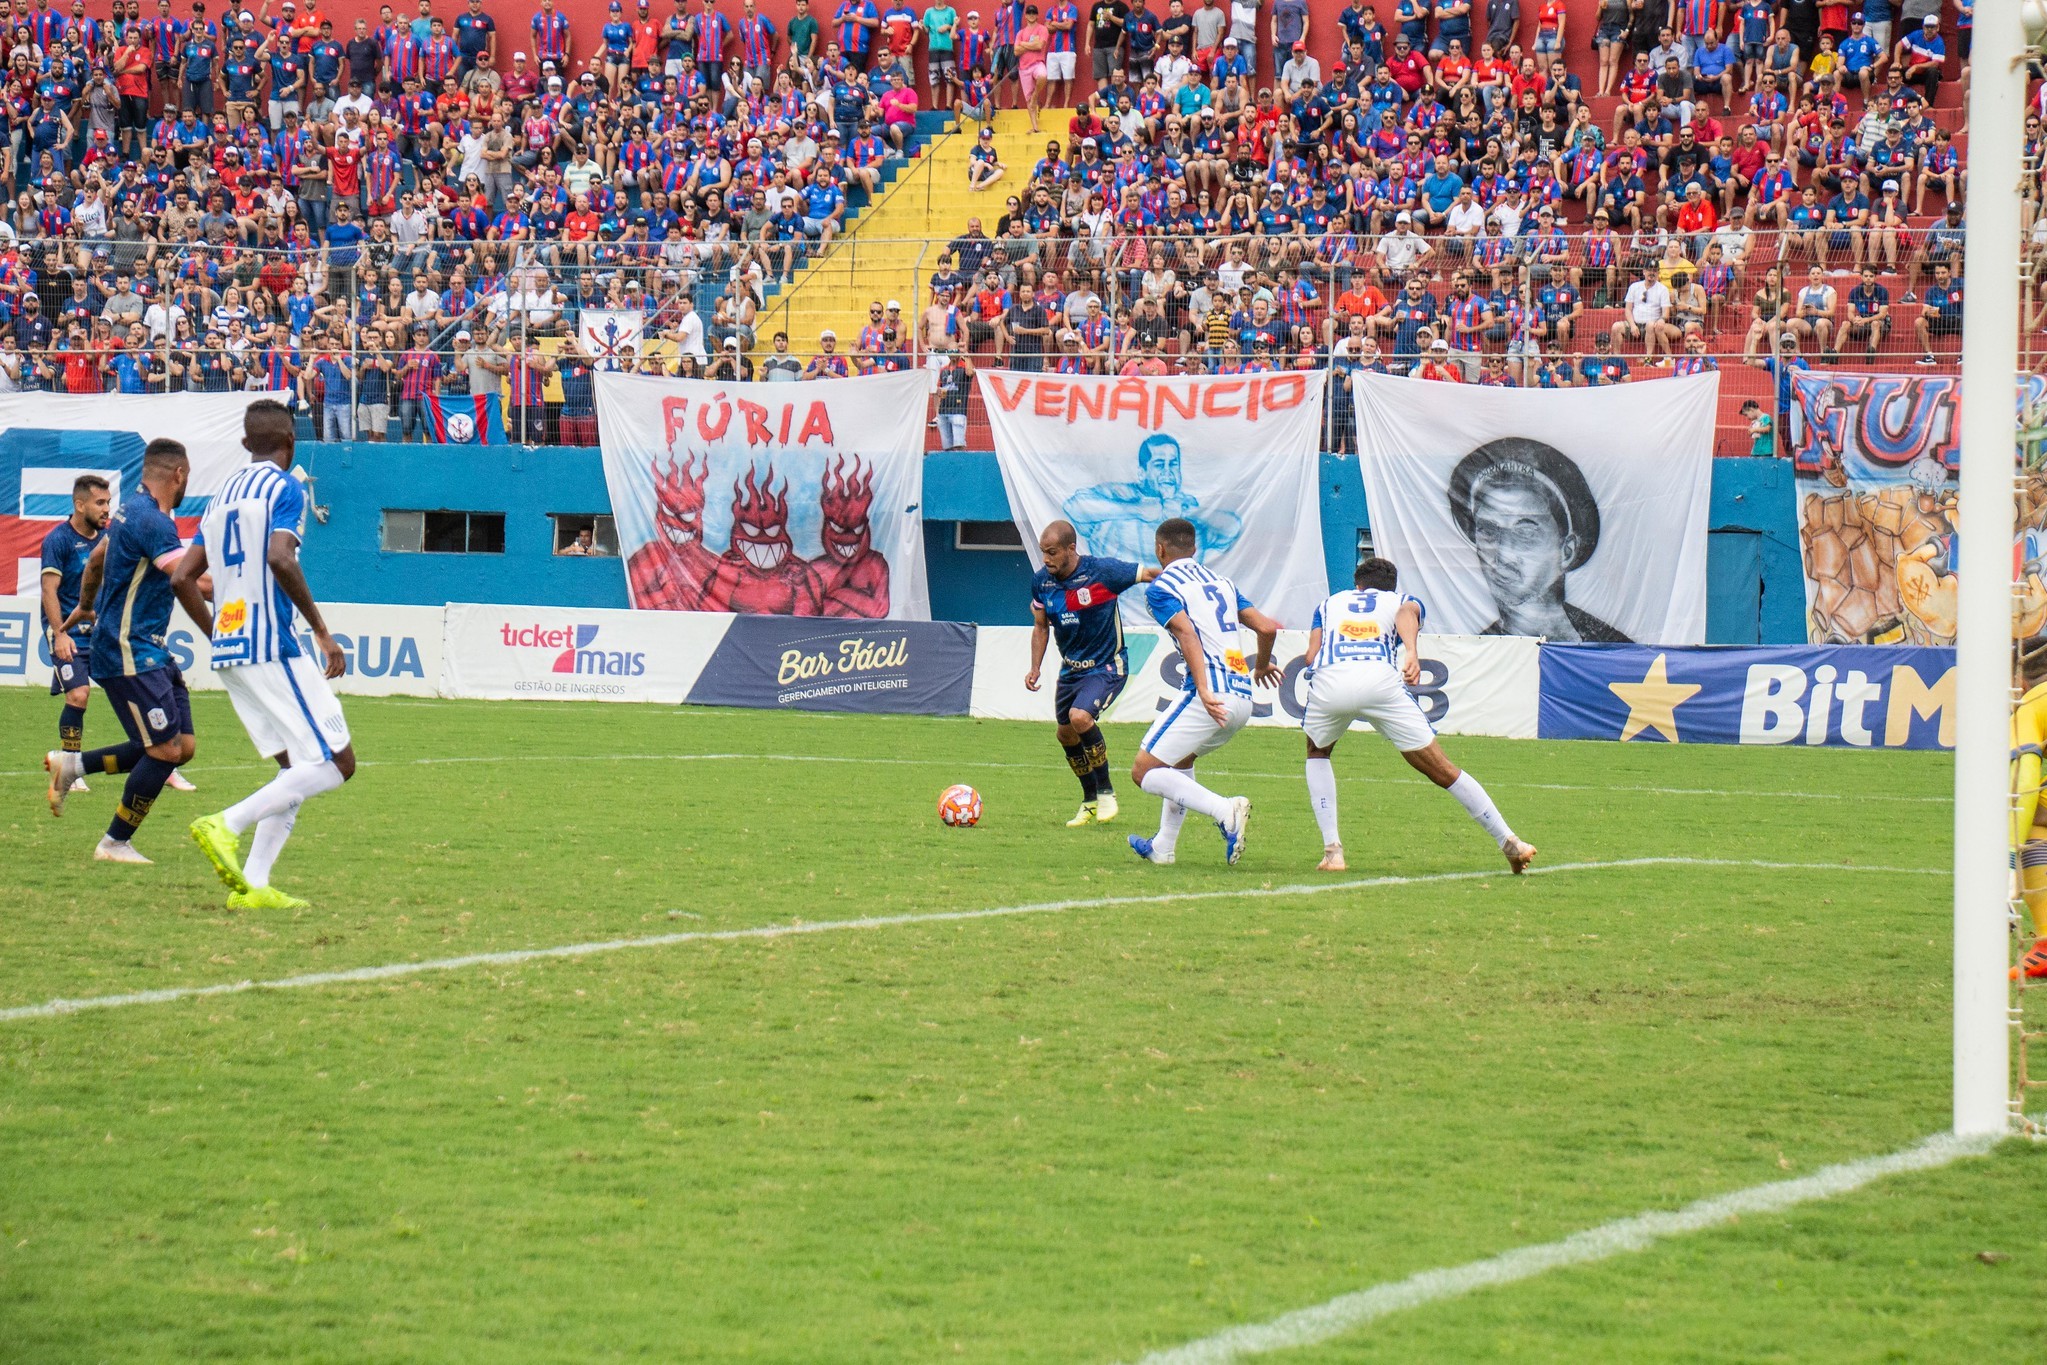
[977,370,1330,627]
[968,627,1537,738]
[0,595,442,698]
[440,602,735,702]
[594,371,931,619]
[1353,373,1715,645]
[3,390,281,590]
[580,309,647,370]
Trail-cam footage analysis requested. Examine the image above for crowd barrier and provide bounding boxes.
[0,596,1956,750]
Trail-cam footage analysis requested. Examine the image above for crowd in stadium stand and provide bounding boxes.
[0,0,1987,443]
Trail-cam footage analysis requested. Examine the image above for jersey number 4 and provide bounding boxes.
[221,509,246,568]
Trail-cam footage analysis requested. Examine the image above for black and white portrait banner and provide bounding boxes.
[1352,372,1715,645]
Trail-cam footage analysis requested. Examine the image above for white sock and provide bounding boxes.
[243,800,301,889]
[1447,772,1516,849]
[1305,758,1341,846]
[224,760,344,834]
[1140,766,1232,824]
[1153,799,1187,853]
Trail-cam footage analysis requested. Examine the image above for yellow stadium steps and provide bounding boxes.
[752,109,1047,360]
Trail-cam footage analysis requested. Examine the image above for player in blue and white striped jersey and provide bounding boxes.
[172,399,357,911]
[1127,518,1284,868]
[1301,557,1535,875]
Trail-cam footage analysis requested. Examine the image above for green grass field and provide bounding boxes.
[1,687,2041,1363]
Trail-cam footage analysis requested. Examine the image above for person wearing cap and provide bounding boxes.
[1612,262,1678,365]
[1897,12,1943,103]
[709,334,755,382]
[1835,13,1881,95]
[803,326,852,378]
[966,122,1008,189]
[1412,335,1460,383]
[1373,210,1431,289]
[1279,37,1319,93]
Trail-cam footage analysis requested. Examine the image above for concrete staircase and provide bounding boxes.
[752,109,1049,360]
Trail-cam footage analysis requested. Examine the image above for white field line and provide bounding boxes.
[1126,1128,2002,1364]
[0,748,1951,804]
[0,856,1942,1025]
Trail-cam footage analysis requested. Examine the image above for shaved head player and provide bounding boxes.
[1024,518,1159,826]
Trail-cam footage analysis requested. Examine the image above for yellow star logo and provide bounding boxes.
[1608,653,1702,743]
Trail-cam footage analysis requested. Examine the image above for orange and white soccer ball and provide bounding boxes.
[938,784,982,827]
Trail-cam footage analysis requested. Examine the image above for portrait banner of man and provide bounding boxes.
[1353,372,1716,645]
[978,369,1329,627]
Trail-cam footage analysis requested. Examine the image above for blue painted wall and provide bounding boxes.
[299,443,1804,642]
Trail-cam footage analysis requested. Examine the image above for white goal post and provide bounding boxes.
[1954,6,2030,1137]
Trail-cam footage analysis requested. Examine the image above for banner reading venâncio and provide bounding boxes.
[594,370,932,619]
[976,369,1330,626]
[1352,372,1716,646]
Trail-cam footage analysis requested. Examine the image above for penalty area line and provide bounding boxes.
[0,856,1941,1025]
[1124,1128,2003,1364]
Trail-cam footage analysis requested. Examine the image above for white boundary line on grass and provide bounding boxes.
[0,856,1943,1024]
[0,748,1951,804]
[1125,1128,2001,1364]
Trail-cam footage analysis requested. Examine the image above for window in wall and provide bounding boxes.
[552,514,619,557]
[382,510,505,554]
[1355,527,1374,561]
[955,520,1025,551]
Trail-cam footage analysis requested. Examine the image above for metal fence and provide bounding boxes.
[0,221,1992,453]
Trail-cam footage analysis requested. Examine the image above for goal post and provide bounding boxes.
[1953,6,2028,1138]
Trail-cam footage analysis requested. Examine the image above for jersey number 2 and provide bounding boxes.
[221,509,245,568]
[1200,584,1235,634]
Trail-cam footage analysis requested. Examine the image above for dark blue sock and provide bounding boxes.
[80,741,144,776]
[108,756,176,843]
[58,704,85,752]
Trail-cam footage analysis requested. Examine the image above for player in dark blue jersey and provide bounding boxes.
[1024,518,1158,826]
[47,440,203,864]
[39,473,110,785]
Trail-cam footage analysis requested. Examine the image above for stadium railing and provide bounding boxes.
[16,225,1988,455]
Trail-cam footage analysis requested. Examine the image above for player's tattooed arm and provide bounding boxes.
[1240,604,1285,687]
[267,529,345,680]
[57,537,108,636]
[169,542,214,637]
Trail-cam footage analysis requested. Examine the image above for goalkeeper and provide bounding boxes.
[2012,646,2047,980]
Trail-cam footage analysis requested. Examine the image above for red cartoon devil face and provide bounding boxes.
[731,465,793,570]
[818,455,875,563]
[652,454,708,547]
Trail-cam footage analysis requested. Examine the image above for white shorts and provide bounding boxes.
[1045,50,1076,80]
[1302,663,1435,752]
[1141,689,1253,765]
[220,655,351,768]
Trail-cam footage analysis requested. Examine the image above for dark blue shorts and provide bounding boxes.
[49,650,90,696]
[1055,668,1126,723]
[97,664,192,748]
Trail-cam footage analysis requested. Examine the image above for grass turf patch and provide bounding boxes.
[4,689,2021,1362]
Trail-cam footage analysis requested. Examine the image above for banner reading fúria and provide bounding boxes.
[595,371,931,619]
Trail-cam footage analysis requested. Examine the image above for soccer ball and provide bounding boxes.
[937,784,982,827]
[443,411,476,442]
